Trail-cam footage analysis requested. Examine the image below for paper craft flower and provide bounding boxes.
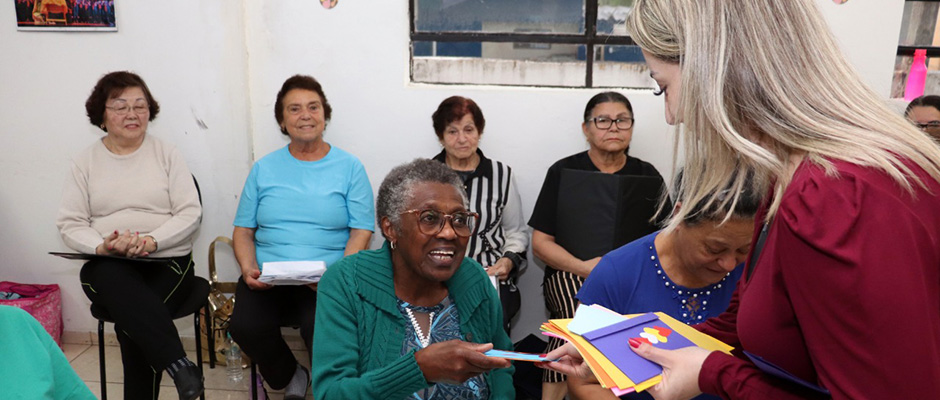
[636,326,672,345]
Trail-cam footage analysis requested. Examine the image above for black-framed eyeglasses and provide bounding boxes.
[589,117,634,130]
[400,209,479,237]
[914,121,940,131]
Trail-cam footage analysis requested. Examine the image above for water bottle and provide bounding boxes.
[905,49,928,101]
[226,333,244,384]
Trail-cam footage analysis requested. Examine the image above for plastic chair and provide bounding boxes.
[91,277,212,400]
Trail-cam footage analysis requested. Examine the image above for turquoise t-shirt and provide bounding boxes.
[0,306,96,399]
[234,145,375,268]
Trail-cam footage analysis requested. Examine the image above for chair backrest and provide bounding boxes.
[193,175,203,206]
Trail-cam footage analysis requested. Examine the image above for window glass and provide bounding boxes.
[898,2,940,47]
[414,0,584,34]
[596,0,634,36]
[410,0,653,88]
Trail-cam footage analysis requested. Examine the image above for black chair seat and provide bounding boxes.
[91,276,214,400]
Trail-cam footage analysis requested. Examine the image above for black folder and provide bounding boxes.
[554,169,667,261]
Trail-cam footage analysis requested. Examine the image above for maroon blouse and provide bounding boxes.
[695,158,940,399]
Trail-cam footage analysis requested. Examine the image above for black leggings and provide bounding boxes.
[80,254,194,400]
[229,278,316,390]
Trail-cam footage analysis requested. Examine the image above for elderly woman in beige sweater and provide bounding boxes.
[56,71,204,400]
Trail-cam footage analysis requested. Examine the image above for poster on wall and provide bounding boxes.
[14,0,116,31]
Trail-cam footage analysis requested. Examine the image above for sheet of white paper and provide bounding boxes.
[567,303,628,335]
[489,275,499,298]
[259,261,327,285]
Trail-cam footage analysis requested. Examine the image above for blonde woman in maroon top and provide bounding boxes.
[541,1,940,399]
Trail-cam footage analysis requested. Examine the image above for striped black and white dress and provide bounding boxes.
[433,150,529,332]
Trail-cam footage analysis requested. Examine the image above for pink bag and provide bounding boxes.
[0,281,63,346]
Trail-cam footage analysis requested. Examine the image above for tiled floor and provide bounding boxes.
[65,342,313,399]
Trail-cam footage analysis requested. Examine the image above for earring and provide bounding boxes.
[390,241,397,250]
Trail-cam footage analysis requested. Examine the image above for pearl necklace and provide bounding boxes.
[404,307,435,348]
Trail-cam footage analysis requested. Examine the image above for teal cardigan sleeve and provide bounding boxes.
[311,257,430,399]
[0,306,96,400]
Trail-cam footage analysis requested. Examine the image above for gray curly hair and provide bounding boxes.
[377,158,468,238]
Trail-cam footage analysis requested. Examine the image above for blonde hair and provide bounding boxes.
[627,0,940,230]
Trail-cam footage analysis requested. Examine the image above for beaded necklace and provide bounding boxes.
[649,243,729,324]
[404,307,435,348]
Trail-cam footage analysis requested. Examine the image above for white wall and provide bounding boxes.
[0,1,252,334]
[0,0,903,341]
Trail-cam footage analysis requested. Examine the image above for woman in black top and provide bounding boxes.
[529,92,669,399]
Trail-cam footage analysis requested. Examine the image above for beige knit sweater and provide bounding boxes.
[56,135,202,258]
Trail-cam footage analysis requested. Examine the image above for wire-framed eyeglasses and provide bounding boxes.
[400,209,479,237]
[106,102,149,116]
[589,117,634,130]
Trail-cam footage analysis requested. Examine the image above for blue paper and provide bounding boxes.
[568,303,628,335]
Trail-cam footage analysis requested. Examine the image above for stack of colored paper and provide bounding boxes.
[540,304,734,396]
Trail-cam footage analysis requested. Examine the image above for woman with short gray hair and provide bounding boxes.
[312,159,514,399]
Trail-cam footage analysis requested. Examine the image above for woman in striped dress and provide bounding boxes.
[430,96,529,334]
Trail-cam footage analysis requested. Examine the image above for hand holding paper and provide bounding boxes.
[258,261,327,285]
[630,342,711,400]
[537,305,734,396]
[415,340,511,384]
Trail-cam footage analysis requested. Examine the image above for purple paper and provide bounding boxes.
[583,312,696,384]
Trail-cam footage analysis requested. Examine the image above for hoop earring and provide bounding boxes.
[390,241,397,250]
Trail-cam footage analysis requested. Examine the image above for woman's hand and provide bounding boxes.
[630,341,711,400]
[485,257,513,281]
[125,235,156,258]
[97,230,155,258]
[96,230,120,255]
[536,342,594,380]
[242,268,273,290]
[414,340,512,385]
[577,257,602,278]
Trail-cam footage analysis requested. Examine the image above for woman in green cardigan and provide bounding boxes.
[312,158,514,399]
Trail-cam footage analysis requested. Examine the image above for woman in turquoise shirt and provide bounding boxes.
[229,75,375,399]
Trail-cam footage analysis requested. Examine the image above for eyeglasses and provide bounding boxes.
[589,117,634,130]
[401,209,479,237]
[914,121,940,131]
[106,102,149,116]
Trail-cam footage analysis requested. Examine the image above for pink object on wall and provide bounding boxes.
[905,49,928,102]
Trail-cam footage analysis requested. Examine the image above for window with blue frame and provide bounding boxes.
[410,0,655,88]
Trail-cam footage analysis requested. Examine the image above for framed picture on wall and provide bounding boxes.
[13,0,116,31]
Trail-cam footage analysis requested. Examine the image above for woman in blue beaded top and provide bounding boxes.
[569,172,761,399]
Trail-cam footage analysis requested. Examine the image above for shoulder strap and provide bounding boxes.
[208,236,237,293]
[745,220,772,282]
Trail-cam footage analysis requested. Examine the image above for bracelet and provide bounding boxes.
[501,251,524,270]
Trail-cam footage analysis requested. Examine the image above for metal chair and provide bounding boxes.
[91,277,213,400]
